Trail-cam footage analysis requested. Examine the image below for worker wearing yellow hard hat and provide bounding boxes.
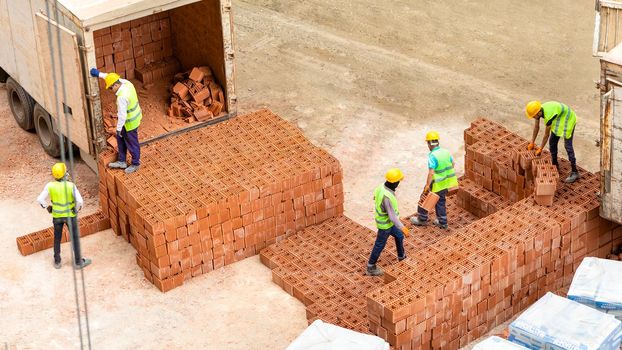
[366,168,409,276]
[90,68,142,174]
[410,131,458,230]
[37,163,91,269]
[525,100,579,183]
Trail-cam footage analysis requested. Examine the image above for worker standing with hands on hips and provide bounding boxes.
[411,131,458,230]
[525,100,579,183]
[37,163,91,269]
[366,168,409,276]
[90,68,142,174]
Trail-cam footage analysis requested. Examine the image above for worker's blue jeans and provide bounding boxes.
[549,128,577,172]
[53,216,82,264]
[367,225,405,266]
[117,127,140,166]
[417,189,448,225]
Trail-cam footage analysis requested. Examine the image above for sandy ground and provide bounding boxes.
[0,0,601,348]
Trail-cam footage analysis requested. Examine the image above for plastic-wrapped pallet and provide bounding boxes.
[473,336,529,349]
[508,292,622,350]
[286,320,390,350]
[568,257,622,321]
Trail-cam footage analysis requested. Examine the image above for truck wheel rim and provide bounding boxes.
[10,90,25,122]
[37,115,51,146]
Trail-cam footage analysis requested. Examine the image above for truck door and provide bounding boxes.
[600,87,622,223]
[34,12,92,154]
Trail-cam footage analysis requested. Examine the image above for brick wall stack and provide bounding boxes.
[261,118,622,349]
[97,109,344,292]
[93,13,179,85]
[167,66,227,122]
[16,210,110,256]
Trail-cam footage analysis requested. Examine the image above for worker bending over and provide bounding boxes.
[90,68,142,174]
[366,168,409,276]
[37,163,91,269]
[411,131,458,230]
[525,100,579,183]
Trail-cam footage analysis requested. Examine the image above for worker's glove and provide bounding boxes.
[46,206,53,214]
[535,147,543,156]
[527,143,535,151]
[116,130,122,139]
[401,226,410,237]
[90,68,100,77]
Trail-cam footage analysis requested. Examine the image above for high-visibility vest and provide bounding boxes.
[374,184,399,230]
[542,101,577,139]
[118,81,142,131]
[430,147,459,193]
[48,181,76,218]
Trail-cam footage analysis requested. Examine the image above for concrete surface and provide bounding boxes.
[0,0,600,348]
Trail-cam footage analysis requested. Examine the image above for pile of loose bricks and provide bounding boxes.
[16,210,110,256]
[97,109,345,292]
[93,13,179,86]
[260,118,622,349]
[167,67,226,122]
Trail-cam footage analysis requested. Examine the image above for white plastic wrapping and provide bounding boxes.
[286,320,390,350]
[473,336,529,350]
[568,257,622,320]
[509,292,622,350]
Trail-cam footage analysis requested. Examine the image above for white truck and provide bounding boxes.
[0,0,236,169]
[595,0,622,224]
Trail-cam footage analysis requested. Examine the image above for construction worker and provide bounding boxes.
[410,131,458,230]
[37,163,91,269]
[366,168,409,276]
[525,100,579,183]
[90,68,142,174]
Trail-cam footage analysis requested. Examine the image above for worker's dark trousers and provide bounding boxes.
[367,225,405,266]
[417,189,448,225]
[117,127,140,166]
[53,216,82,264]
[549,128,577,172]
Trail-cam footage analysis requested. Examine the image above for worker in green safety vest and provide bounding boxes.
[525,100,579,183]
[90,68,142,174]
[37,163,91,269]
[366,168,410,276]
[411,131,459,230]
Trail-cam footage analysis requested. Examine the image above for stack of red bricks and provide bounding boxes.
[261,118,622,349]
[97,109,344,292]
[167,66,226,122]
[93,13,179,86]
[16,210,110,256]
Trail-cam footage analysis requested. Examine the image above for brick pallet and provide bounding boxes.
[261,118,622,349]
[16,210,110,256]
[98,109,345,292]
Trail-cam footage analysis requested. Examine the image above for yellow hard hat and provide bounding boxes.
[525,100,542,119]
[385,168,404,183]
[105,73,121,89]
[52,163,67,180]
[425,131,440,142]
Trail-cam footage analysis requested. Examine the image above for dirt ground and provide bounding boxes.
[0,0,600,348]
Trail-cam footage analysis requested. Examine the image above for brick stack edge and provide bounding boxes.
[260,118,622,350]
[97,109,344,292]
[93,13,179,85]
[16,210,110,256]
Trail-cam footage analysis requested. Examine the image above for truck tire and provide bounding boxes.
[6,77,35,130]
[33,104,63,158]
[0,67,8,83]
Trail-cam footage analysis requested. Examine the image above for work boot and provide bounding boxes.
[565,172,580,183]
[54,260,61,269]
[366,264,383,276]
[434,218,449,230]
[75,258,92,270]
[398,255,407,262]
[108,161,127,169]
[124,165,140,174]
[410,217,428,226]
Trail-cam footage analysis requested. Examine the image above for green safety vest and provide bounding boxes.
[48,181,76,218]
[374,184,399,230]
[118,82,142,131]
[430,147,459,193]
[542,101,577,139]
